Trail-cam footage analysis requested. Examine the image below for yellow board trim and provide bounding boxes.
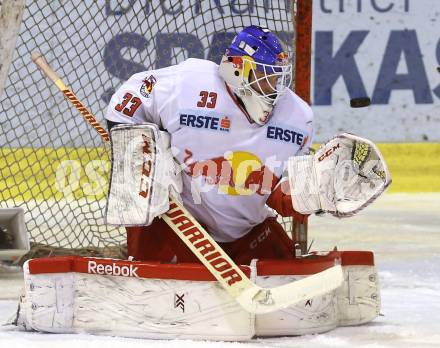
[0,147,110,201]
[311,143,440,193]
[376,143,440,193]
[1,144,439,201]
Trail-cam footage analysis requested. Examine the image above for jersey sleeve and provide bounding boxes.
[105,66,176,128]
[266,177,309,223]
[296,107,314,156]
[266,94,314,220]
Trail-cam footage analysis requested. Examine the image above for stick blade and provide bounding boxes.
[236,265,344,314]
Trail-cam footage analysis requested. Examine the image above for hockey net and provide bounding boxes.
[0,0,311,262]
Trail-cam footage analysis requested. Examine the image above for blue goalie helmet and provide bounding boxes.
[219,25,292,125]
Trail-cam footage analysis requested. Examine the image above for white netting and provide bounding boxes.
[0,0,304,258]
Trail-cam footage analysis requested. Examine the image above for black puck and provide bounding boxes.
[350,97,371,108]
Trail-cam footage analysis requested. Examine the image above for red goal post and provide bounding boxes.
[0,0,313,260]
[292,0,313,254]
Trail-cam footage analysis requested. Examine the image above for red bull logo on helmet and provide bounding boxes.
[228,55,244,69]
[184,149,279,196]
[275,52,289,66]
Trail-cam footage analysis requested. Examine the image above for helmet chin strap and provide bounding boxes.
[235,87,274,125]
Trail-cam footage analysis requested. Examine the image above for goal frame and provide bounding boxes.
[292,0,313,254]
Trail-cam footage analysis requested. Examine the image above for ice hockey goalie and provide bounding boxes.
[14,25,390,341]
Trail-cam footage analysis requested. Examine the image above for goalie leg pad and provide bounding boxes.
[17,257,255,341]
[15,252,380,339]
[255,251,380,335]
[337,264,381,326]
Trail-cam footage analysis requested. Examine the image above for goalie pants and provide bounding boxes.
[126,217,295,265]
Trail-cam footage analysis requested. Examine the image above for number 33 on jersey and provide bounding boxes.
[114,92,142,117]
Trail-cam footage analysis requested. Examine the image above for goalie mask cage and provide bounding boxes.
[0,0,312,260]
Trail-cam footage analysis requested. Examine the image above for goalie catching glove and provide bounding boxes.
[288,133,391,217]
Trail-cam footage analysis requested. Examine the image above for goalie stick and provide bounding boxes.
[31,51,344,314]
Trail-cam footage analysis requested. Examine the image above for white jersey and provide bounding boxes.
[106,58,314,242]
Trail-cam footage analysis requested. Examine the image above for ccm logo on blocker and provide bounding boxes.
[88,260,140,278]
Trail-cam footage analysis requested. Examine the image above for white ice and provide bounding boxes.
[1,193,439,348]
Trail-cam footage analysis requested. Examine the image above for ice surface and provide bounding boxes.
[1,193,439,347]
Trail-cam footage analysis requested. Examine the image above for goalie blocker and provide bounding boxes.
[105,123,182,226]
[15,252,380,341]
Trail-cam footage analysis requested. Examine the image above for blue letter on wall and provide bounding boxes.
[372,30,433,104]
[314,31,368,105]
[156,33,203,69]
[102,33,149,102]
